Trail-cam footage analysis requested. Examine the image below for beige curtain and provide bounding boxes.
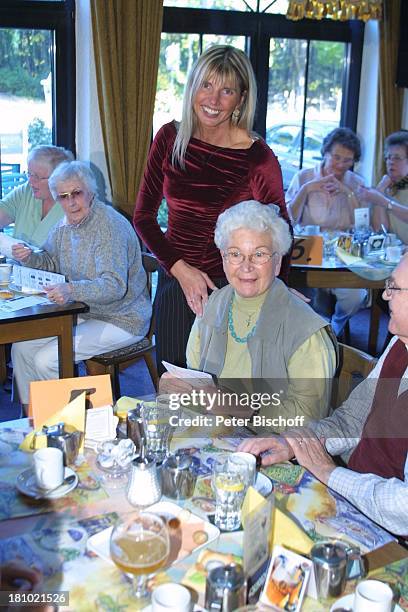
[286,0,382,21]
[375,0,403,182]
[91,0,163,217]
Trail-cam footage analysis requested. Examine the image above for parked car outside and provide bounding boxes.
[266,120,338,189]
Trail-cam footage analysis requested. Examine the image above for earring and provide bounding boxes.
[232,108,241,126]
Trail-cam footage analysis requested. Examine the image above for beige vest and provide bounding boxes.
[197,279,337,383]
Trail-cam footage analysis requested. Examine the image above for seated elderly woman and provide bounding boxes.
[11,160,151,407]
[0,145,74,247]
[285,127,367,336]
[163,201,337,432]
[359,130,408,243]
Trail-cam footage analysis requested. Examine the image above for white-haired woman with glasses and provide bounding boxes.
[134,45,290,376]
[162,201,337,431]
[359,131,408,243]
[11,161,151,408]
[0,145,74,247]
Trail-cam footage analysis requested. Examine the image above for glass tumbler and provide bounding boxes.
[141,396,175,463]
[212,458,246,531]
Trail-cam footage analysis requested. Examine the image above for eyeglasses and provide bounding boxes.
[26,171,49,181]
[384,154,408,162]
[384,278,408,296]
[56,189,84,202]
[222,249,277,266]
[327,153,355,166]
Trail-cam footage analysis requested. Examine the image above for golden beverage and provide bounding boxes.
[111,531,169,576]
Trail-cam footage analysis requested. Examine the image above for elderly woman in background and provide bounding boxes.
[286,127,367,336]
[359,130,408,243]
[134,45,289,375]
[0,145,74,247]
[163,201,337,431]
[11,161,151,407]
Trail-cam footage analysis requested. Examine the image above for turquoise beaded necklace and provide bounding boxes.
[228,294,258,343]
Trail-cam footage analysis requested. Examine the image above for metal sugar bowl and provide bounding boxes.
[126,444,162,507]
[32,422,83,465]
[161,452,197,500]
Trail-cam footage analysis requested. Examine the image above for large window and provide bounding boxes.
[156,2,364,190]
[0,1,75,198]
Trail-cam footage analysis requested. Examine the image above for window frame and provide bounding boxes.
[162,7,364,138]
[0,0,76,154]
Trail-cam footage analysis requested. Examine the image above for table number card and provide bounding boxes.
[291,235,323,265]
[12,265,66,292]
[354,207,370,229]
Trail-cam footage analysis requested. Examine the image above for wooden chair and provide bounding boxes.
[331,342,378,409]
[85,253,159,399]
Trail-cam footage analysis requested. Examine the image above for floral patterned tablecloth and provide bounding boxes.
[0,420,406,611]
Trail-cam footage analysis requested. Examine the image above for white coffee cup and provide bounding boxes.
[151,583,191,612]
[231,451,257,486]
[353,579,393,612]
[33,447,64,490]
[0,264,12,284]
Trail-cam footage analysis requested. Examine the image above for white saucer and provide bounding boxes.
[330,593,403,612]
[8,282,45,295]
[16,467,78,499]
[255,472,273,497]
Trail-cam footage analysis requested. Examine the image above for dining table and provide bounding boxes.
[289,248,394,355]
[0,413,406,612]
[0,295,88,384]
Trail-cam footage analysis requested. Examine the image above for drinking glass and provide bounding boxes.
[212,457,246,531]
[141,396,175,463]
[110,512,170,608]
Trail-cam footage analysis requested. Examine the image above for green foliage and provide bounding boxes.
[268,39,345,112]
[28,118,52,150]
[0,28,51,99]
[0,67,42,98]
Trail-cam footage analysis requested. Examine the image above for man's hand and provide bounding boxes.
[238,436,294,465]
[289,433,337,485]
[44,283,73,305]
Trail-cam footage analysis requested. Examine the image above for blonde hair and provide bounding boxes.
[172,45,257,169]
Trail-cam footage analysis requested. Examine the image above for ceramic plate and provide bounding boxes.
[16,467,78,500]
[87,500,220,566]
[330,593,403,612]
[255,472,273,497]
[8,282,45,295]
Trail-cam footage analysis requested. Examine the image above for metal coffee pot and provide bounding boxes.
[205,563,247,612]
[32,422,83,465]
[311,540,366,601]
[161,452,197,499]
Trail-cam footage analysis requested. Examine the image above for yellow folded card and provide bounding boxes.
[271,507,313,556]
[20,393,86,453]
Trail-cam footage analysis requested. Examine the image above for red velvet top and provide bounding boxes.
[133,121,289,280]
